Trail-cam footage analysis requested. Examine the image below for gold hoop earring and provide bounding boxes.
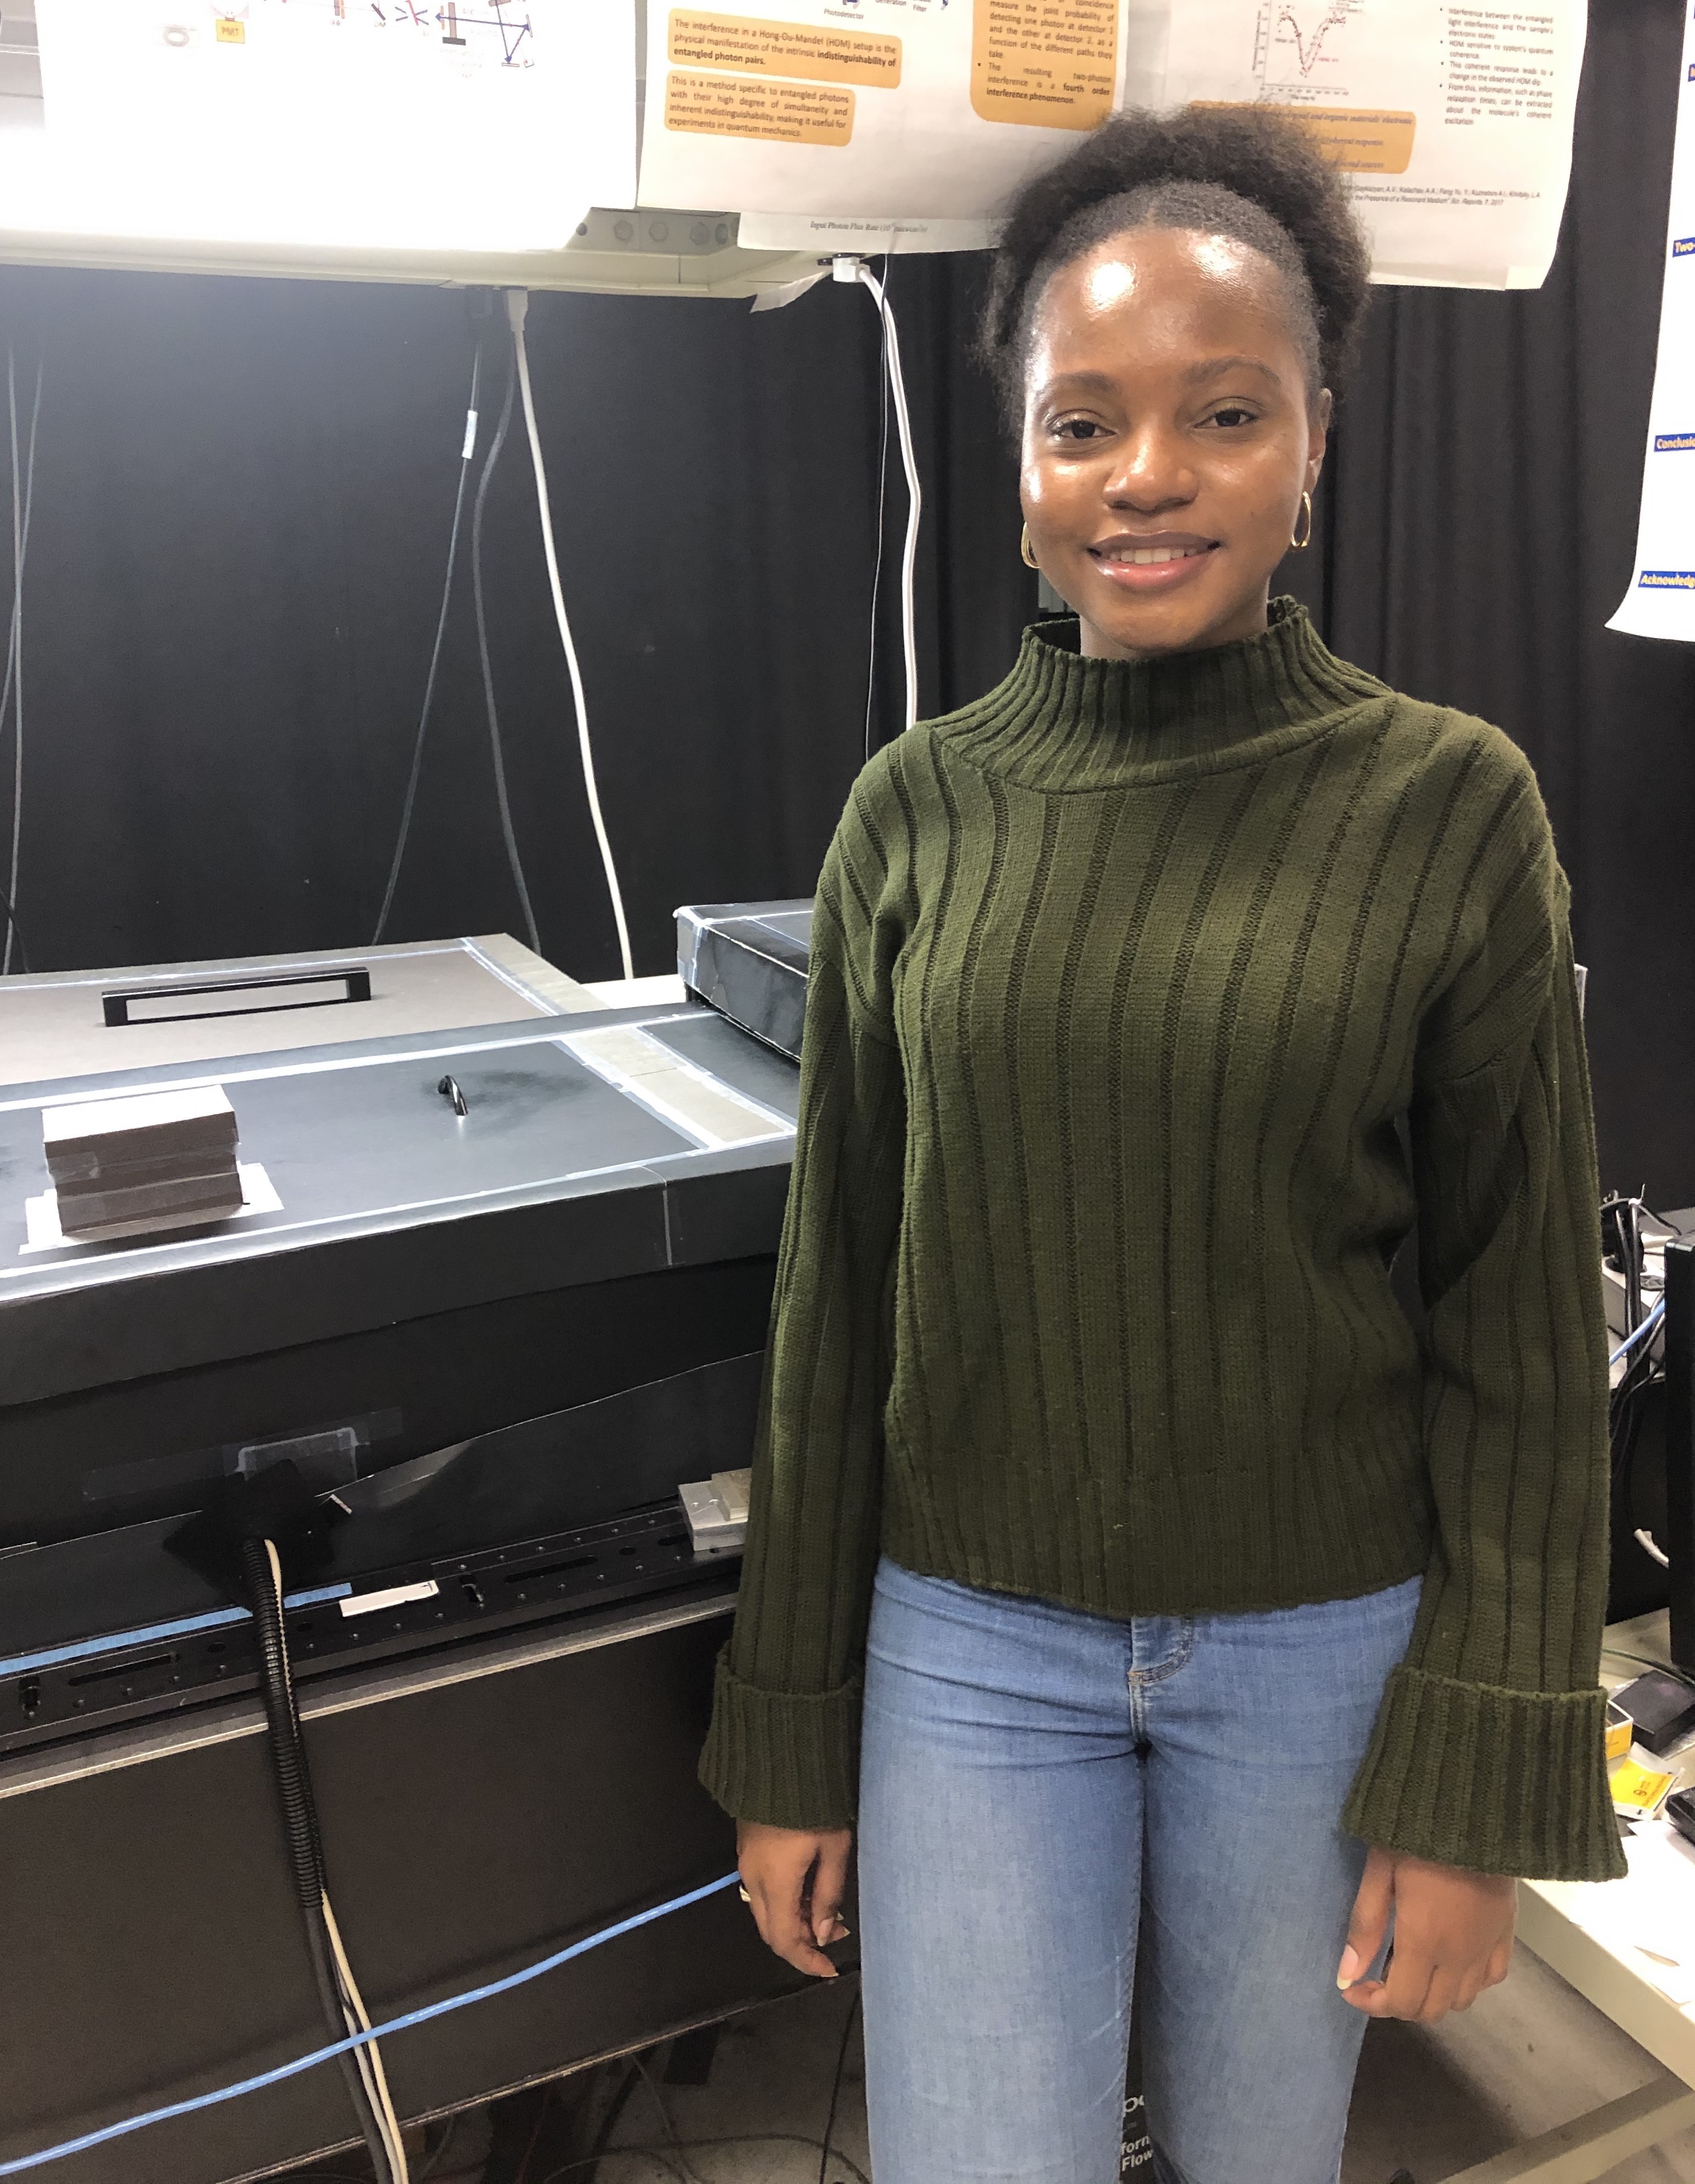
[1021,522,1039,570]
[1290,491,1313,551]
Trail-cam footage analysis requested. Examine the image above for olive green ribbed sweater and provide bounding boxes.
[699,599,1622,1883]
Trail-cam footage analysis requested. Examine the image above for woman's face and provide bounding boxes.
[1019,228,1331,660]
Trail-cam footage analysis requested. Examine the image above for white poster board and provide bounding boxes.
[639,0,1586,290]
[638,0,1162,223]
[1609,2,1695,643]
[1162,0,1587,288]
[8,0,635,257]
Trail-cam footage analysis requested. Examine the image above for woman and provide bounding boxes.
[701,104,1622,2184]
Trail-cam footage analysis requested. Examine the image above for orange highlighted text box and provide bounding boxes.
[668,10,900,87]
[1198,102,1417,174]
[664,69,855,145]
[971,0,1119,131]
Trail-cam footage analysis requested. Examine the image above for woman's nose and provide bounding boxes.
[1104,428,1196,510]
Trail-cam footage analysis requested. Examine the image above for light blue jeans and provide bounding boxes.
[858,1556,1423,2184]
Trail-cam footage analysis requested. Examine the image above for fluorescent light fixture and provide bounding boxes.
[0,0,634,262]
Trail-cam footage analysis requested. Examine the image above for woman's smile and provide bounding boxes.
[1088,530,1219,591]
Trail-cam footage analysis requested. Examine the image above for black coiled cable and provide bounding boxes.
[240,1536,396,2182]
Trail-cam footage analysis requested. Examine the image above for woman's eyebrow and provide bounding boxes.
[1183,354,1283,387]
[1038,368,1120,395]
[1037,356,1287,400]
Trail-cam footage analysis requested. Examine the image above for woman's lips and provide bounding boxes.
[1089,539,1218,594]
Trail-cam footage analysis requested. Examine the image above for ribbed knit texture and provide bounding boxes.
[700,601,1622,1883]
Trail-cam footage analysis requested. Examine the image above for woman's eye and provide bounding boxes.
[1050,418,1104,441]
[1206,405,1259,428]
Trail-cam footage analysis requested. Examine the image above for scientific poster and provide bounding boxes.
[639,0,1586,290]
[1609,1,1695,642]
[637,0,1168,221]
[1162,0,1587,287]
[12,0,636,257]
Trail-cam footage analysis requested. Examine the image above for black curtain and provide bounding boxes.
[2,0,1693,1199]
[1278,0,1695,1202]
[0,254,1029,987]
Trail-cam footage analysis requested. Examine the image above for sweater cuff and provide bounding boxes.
[1343,1664,1626,1882]
[696,1649,862,1830]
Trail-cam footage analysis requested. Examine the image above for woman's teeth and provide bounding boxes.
[1107,545,1207,565]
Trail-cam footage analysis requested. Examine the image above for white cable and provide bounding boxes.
[853,264,922,732]
[861,275,890,766]
[324,1890,409,2183]
[262,1543,410,2184]
[504,289,634,982]
[258,1546,405,2184]
[1636,1527,1671,1569]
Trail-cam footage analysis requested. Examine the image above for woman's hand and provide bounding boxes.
[1338,1845,1517,2021]
[736,1819,854,1979]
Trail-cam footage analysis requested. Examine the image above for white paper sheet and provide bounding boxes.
[8,0,634,256]
[638,0,1162,221]
[1555,1820,1695,2011]
[1608,3,1695,642]
[1162,0,1587,288]
[737,211,999,251]
[641,0,1585,290]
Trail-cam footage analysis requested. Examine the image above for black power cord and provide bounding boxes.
[1603,1194,1675,1586]
[373,337,485,946]
[242,1535,400,2184]
[584,2064,642,2182]
[816,1984,860,2184]
[468,330,541,956]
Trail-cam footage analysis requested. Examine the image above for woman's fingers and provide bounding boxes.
[758,1883,840,1977]
[810,1829,854,1948]
[1341,1849,1517,2022]
[1415,1966,1463,2023]
[1338,1844,1395,1993]
[1438,1934,1514,2015]
[1345,1943,1436,2021]
[736,1822,852,1978]
[745,1866,838,1977]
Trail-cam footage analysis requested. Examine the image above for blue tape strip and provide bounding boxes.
[0,1609,249,1681]
[284,1583,355,1609]
[0,1583,354,1680]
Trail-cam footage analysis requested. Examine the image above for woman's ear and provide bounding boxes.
[1307,387,1334,491]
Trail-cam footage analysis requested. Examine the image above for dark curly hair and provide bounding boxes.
[981,105,1372,418]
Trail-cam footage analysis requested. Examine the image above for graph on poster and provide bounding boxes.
[184,1,538,70]
[113,1,541,74]
[1165,0,1585,281]
[1253,0,1365,96]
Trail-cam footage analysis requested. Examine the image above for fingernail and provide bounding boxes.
[833,1922,852,1941]
[1336,1948,1361,1989]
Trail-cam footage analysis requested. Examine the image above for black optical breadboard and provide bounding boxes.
[1,1504,739,1757]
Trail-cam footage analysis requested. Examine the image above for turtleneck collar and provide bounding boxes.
[936,597,1389,792]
